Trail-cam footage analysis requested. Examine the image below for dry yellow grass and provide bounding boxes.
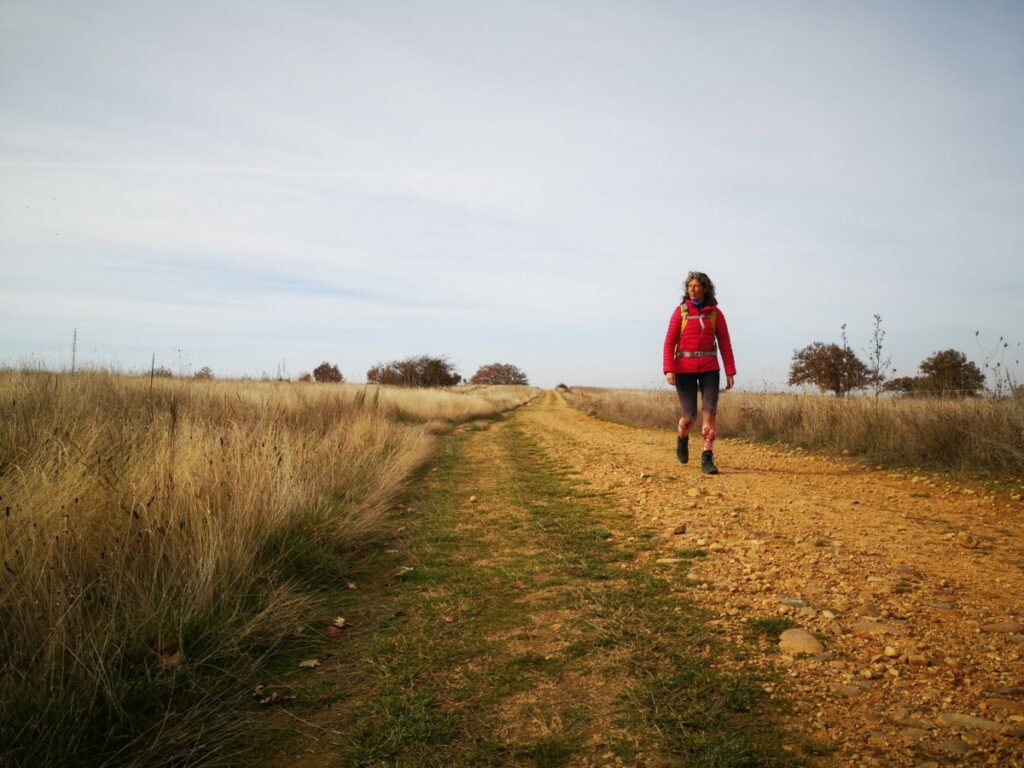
[0,370,535,766]
[371,382,537,423]
[562,386,1024,476]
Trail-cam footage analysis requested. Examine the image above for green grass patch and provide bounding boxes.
[496,425,803,766]
[674,547,709,558]
[747,616,799,640]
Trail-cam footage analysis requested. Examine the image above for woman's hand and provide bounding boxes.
[664,372,675,386]
[726,374,735,391]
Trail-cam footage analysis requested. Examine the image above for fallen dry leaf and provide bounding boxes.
[160,650,184,670]
[259,691,295,705]
[253,685,296,706]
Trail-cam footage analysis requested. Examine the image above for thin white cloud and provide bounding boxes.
[2,1,1022,387]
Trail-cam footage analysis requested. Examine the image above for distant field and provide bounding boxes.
[0,370,535,767]
[561,386,1024,477]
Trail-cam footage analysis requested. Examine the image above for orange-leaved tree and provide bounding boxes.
[469,363,529,385]
[916,349,984,396]
[788,342,869,396]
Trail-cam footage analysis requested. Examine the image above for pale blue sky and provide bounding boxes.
[2,1,1022,388]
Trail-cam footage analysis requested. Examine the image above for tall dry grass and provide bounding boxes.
[0,371,535,767]
[562,387,1024,476]
[371,382,536,424]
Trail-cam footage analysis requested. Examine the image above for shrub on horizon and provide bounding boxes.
[469,362,529,386]
[917,349,985,397]
[884,349,985,397]
[366,355,461,388]
[883,376,920,395]
[313,362,344,383]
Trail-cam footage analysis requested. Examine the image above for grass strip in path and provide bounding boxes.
[266,418,803,767]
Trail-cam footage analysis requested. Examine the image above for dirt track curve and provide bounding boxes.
[520,390,1024,766]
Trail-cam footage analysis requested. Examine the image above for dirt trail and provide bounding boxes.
[521,390,1024,766]
[273,394,798,766]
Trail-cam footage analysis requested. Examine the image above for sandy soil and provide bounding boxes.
[519,390,1024,767]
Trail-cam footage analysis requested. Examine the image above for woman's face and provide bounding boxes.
[687,279,705,302]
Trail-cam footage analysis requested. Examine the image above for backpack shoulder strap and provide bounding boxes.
[673,302,687,356]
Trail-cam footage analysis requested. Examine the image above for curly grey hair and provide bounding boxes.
[684,271,717,306]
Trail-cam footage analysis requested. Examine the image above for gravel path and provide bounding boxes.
[521,390,1024,766]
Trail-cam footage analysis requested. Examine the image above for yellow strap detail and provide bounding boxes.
[674,303,687,357]
[677,303,717,354]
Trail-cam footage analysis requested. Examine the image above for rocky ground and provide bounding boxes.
[522,391,1024,766]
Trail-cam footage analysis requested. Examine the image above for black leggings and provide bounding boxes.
[674,371,720,421]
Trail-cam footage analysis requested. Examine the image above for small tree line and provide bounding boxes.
[789,316,995,398]
[138,357,530,387]
[367,356,461,387]
[296,357,529,387]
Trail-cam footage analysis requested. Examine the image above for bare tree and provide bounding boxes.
[862,314,893,400]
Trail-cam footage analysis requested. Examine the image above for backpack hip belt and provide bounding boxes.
[675,348,718,359]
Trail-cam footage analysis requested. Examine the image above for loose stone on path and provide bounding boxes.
[936,738,971,755]
[954,531,979,549]
[778,628,825,655]
[850,620,902,636]
[938,712,1001,732]
[980,621,1024,634]
[779,597,808,608]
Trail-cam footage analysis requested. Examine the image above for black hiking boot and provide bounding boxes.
[701,450,719,475]
[676,435,689,464]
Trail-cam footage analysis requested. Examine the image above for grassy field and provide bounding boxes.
[561,386,1024,478]
[8,372,1020,766]
[0,370,535,767]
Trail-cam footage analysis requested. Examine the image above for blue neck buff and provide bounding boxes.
[689,298,705,309]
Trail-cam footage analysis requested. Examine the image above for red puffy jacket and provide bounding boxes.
[662,300,736,376]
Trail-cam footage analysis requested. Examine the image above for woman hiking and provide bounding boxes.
[662,271,736,474]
